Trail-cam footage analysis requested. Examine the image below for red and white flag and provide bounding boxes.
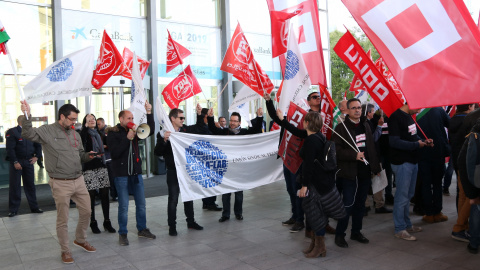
[268,8,302,58]
[278,101,307,174]
[267,0,327,88]
[334,30,403,116]
[341,0,480,109]
[320,88,336,140]
[375,57,406,104]
[349,50,371,95]
[221,23,273,95]
[92,30,124,89]
[114,47,150,80]
[0,19,10,55]
[162,65,202,109]
[166,30,191,73]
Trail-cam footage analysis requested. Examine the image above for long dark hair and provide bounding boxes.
[80,114,98,139]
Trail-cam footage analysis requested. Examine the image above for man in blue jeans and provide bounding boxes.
[388,104,432,241]
[107,102,156,245]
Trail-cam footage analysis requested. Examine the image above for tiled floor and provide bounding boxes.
[1,179,479,270]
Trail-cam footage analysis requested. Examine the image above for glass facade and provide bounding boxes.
[0,0,331,185]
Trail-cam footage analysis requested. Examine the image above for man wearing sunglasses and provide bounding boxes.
[155,104,207,236]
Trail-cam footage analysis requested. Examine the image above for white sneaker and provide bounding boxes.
[406,226,423,233]
[395,230,417,241]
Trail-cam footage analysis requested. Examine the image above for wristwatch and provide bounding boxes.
[13,161,18,164]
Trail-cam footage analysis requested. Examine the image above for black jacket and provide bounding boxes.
[6,125,42,163]
[154,114,207,170]
[207,115,263,135]
[106,114,155,177]
[458,138,480,199]
[417,107,450,163]
[80,129,106,171]
[332,116,381,180]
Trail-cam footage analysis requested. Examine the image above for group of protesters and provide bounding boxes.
[13,90,480,263]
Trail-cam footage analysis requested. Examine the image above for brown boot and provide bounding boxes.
[303,237,315,254]
[305,235,326,258]
[305,229,313,239]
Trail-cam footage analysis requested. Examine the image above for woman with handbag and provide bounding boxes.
[80,114,116,234]
[298,111,346,258]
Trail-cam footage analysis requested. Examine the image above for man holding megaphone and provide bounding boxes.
[106,100,155,246]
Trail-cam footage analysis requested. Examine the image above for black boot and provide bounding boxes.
[90,220,101,234]
[103,219,116,233]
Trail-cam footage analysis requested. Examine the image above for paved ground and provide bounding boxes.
[1,177,479,270]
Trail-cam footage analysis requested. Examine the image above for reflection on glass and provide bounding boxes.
[62,0,146,17]
[157,0,218,26]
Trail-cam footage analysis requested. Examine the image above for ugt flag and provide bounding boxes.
[162,65,202,109]
[23,47,94,104]
[169,131,283,202]
[341,0,480,109]
[114,47,150,80]
[268,8,302,58]
[129,52,147,127]
[0,19,10,55]
[267,0,327,88]
[92,30,124,89]
[278,28,311,114]
[334,30,403,116]
[166,30,191,73]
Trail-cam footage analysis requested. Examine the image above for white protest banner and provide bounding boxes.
[23,46,94,104]
[169,131,284,202]
[228,85,261,127]
[155,96,174,137]
[129,52,147,127]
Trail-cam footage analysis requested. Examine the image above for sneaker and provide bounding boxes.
[433,212,448,222]
[422,215,435,223]
[451,231,470,243]
[395,230,416,241]
[282,218,296,226]
[406,226,423,233]
[187,222,204,230]
[235,214,243,220]
[119,234,129,245]
[73,240,96,252]
[138,228,156,239]
[290,222,305,233]
[61,251,74,264]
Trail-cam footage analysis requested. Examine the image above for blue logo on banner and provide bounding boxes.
[131,81,136,103]
[284,50,299,80]
[47,58,73,82]
[185,140,228,188]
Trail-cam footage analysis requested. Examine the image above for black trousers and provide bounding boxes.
[166,169,194,227]
[9,159,39,212]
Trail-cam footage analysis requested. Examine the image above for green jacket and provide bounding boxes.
[22,117,91,179]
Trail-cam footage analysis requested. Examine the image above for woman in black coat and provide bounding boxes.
[80,114,115,234]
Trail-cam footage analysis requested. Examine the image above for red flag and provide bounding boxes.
[341,0,480,109]
[349,50,371,95]
[114,47,150,80]
[278,102,307,174]
[319,88,336,140]
[166,30,191,73]
[268,8,302,58]
[270,122,281,131]
[92,30,124,89]
[275,80,284,102]
[334,30,403,116]
[267,0,327,88]
[221,23,274,95]
[162,65,202,109]
[374,57,406,104]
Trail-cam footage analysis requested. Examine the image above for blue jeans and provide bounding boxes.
[115,175,146,235]
[335,176,371,237]
[470,204,480,248]
[392,162,418,233]
[222,191,243,218]
[283,165,304,223]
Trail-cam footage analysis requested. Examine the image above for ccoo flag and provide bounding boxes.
[23,47,94,104]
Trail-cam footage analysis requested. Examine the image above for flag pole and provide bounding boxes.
[5,43,28,119]
[217,76,232,103]
[338,117,369,165]
[180,63,209,105]
[411,115,429,140]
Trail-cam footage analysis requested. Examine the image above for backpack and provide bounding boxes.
[313,134,337,172]
[465,132,480,188]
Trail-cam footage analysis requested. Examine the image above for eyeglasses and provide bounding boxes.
[349,106,362,110]
[230,120,239,122]
[66,117,77,122]
[177,117,185,120]
[310,95,320,100]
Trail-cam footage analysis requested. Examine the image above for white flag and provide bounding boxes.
[228,85,260,127]
[24,47,94,104]
[155,96,174,137]
[169,131,284,202]
[278,28,311,114]
[129,52,147,127]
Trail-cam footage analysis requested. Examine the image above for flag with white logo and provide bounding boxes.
[166,30,192,73]
[91,30,124,89]
[268,8,302,58]
[341,0,480,109]
[23,46,94,104]
[0,19,10,55]
[320,88,336,140]
[129,52,147,127]
[114,47,150,80]
[278,102,307,174]
[162,65,202,109]
[169,130,283,202]
[278,28,311,114]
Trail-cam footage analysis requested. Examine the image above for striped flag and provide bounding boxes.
[332,106,342,130]
[0,19,10,55]
[416,108,431,120]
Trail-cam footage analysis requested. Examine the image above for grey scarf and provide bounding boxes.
[88,128,106,164]
[228,126,241,135]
